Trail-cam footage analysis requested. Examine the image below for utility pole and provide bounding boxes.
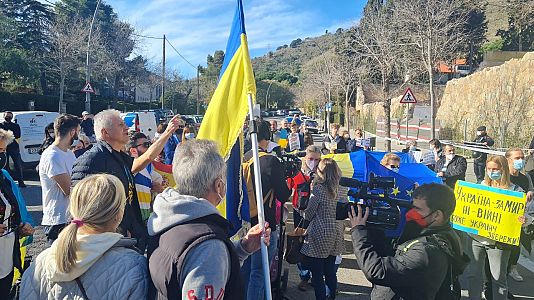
[265,81,274,110]
[197,65,200,114]
[161,34,166,109]
[84,0,102,113]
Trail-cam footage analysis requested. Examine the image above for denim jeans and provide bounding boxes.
[467,238,510,300]
[303,255,337,300]
[241,231,279,300]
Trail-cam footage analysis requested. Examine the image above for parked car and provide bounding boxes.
[141,109,174,123]
[0,111,59,169]
[287,109,302,116]
[304,119,319,134]
[121,111,158,140]
[275,109,285,116]
[261,111,270,117]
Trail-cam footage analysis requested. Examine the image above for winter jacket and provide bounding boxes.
[146,188,251,300]
[351,224,467,300]
[20,234,147,300]
[71,141,146,248]
[321,135,347,154]
[472,134,495,164]
[435,155,467,188]
[301,183,344,258]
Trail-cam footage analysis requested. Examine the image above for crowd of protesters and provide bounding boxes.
[1,110,534,300]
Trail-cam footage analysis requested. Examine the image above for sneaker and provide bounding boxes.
[509,266,523,282]
[297,280,309,291]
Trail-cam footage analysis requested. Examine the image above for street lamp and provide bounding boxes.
[85,0,102,114]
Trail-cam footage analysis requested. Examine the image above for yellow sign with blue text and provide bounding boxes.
[452,180,526,246]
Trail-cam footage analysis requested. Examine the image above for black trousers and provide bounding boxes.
[5,151,24,183]
[474,162,485,183]
[0,271,14,299]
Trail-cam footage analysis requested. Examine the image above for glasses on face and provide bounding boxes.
[134,141,151,148]
[390,165,399,169]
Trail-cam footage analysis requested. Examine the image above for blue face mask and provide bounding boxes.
[488,171,502,181]
[391,167,400,173]
[185,133,195,140]
[513,159,525,171]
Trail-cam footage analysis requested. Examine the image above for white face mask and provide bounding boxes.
[446,154,455,160]
[185,132,195,139]
[476,131,482,136]
[306,159,318,172]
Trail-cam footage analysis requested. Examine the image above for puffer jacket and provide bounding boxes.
[20,235,148,300]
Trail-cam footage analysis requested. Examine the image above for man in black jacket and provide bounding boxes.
[71,109,146,249]
[472,126,494,183]
[242,120,291,300]
[435,144,467,189]
[349,183,468,300]
[0,111,26,187]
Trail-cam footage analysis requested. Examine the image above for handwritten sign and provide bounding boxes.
[288,133,301,152]
[452,181,526,245]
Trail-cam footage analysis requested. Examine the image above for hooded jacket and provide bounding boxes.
[147,188,251,300]
[20,233,147,299]
[352,224,467,300]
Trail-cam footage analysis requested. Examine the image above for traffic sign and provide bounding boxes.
[400,87,417,104]
[326,102,333,112]
[82,82,95,93]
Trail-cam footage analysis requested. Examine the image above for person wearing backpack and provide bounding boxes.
[21,174,148,299]
[349,183,469,300]
[287,145,321,291]
[241,120,292,300]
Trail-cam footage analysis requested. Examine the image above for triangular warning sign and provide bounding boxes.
[400,87,417,104]
[81,82,95,93]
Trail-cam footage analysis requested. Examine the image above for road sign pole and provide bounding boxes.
[406,103,409,142]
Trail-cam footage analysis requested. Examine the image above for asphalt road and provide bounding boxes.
[17,126,534,300]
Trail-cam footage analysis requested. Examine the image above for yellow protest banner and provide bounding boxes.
[452,180,526,246]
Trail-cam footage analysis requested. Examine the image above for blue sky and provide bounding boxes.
[42,0,364,77]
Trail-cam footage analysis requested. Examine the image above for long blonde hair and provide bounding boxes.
[55,174,126,273]
[485,155,512,188]
[313,158,342,199]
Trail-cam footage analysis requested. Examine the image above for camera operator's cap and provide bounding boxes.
[82,111,89,116]
[477,126,486,131]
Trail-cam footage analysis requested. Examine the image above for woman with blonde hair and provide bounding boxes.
[380,153,401,172]
[467,155,523,300]
[21,174,147,299]
[301,158,343,300]
[181,125,196,142]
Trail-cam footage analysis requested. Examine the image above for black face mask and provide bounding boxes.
[0,152,7,169]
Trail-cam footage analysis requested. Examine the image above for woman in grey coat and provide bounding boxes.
[21,174,148,299]
[301,158,343,300]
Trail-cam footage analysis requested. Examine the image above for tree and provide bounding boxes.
[47,18,112,112]
[346,1,403,151]
[497,0,534,51]
[394,0,470,139]
[333,53,364,132]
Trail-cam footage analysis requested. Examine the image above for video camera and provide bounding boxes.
[278,151,306,179]
[337,173,412,230]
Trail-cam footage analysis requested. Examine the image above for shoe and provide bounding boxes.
[509,266,523,282]
[18,182,27,188]
[297,280,309,291]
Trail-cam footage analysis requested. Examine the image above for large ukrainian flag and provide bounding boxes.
[197,0,255,237]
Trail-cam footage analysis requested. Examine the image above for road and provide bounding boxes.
[18,123,534,300]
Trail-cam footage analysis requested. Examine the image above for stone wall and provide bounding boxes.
[437,52,534,147]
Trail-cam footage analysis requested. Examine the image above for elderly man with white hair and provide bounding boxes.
[71,109,180,250]
[147,139,270,300]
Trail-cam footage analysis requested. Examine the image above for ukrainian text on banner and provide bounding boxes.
[452,180,526,246]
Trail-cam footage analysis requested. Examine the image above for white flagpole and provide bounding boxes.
[247,93,273,300]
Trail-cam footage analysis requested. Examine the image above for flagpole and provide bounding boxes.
[247,93,273,300]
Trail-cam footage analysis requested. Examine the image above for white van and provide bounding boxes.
[121,111,157,140]
[0,111,59,168]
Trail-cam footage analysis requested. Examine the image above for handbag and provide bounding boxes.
[284,218,306,264]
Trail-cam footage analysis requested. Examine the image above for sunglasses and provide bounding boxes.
[134,141,151,148]
[390,165,399,169]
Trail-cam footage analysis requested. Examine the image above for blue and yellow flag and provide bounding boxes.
[197,0,255,237]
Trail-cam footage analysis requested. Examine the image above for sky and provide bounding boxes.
[41,0,365,78]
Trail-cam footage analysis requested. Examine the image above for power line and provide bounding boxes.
[164,37,197,70]
[132,33,164,40]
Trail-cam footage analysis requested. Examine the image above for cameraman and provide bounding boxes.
[241,120,291,300]
[287,145,321,291]
[349,183,467,300]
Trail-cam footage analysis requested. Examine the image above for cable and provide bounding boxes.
[132,33,164,40]
[164,37,197,70]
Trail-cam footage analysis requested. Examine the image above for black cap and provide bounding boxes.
[477,126,486,131]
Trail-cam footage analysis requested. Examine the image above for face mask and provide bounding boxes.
[306,159,318,172]
[429,145,434,150]
[446,154,455,160]
[0,152,7,169]
[217,192,225,206]
[410,146,417,151]
[391,167,400,173]
[405,208,435,228]
[513,159,525,171]
[476,131,482,136]
[488,171,502,181]
[185,133,195,140]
